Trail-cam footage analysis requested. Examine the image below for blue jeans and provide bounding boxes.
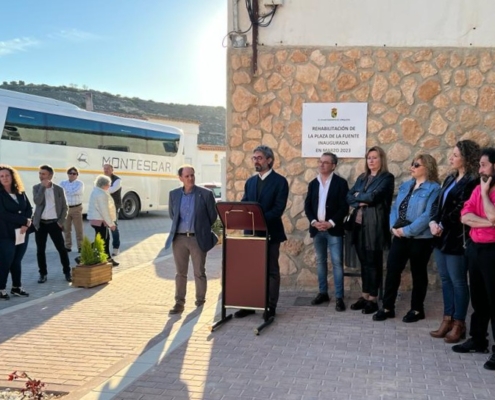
[434,248,469,320]
[111,213,120,250]
[313,232,344,298]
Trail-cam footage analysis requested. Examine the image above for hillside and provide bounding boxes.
[0,82,226,146]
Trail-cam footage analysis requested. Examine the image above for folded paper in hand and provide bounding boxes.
[15,228,26,245]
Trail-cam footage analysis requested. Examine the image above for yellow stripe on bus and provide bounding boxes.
[13,166,176,178]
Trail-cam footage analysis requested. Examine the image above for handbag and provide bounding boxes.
[343,207,357,231]
[392,219,412,229]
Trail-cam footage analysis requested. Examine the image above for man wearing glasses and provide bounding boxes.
[60,167,84,253]
[234,145,289,321]
[304,152,349,311]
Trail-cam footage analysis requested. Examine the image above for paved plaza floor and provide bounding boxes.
[0,212,494,400]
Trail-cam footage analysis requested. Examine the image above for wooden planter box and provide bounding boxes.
[72,262,112,288]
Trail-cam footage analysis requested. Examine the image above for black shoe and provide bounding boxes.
[335,298,346,312]
[65,248,72,252]
[262,308,276,321]
[311,293,330,305]
[362,300,378,314]
[65,273,72,282]
[402,309,425,323]
[169,304,185,314]
[452,338,489,354]
[75,256,81,264]
[234,309,256,318]
[109,258,119,267]
[0,291,10,300]
[38,275,47,284]
[350,297,367,310]
[484,354,495,370]
[10,287,29,297]
[373,308,395,321]
[195,300,205,307]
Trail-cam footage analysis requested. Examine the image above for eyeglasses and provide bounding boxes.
[251,156,265,162]
[68,172,78,175]
[411,162,423,169]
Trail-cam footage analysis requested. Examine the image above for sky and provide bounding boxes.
[0,0,227,107]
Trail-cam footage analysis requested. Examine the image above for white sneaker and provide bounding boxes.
[112,249,120,256]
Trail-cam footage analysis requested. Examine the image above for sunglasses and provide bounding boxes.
[411,162,423,169]
[68,172,78,175]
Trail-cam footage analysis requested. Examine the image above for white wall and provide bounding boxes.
[197,149,225,183]
[231,0,495,47]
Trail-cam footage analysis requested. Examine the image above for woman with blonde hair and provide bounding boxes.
[374,154,441,322]
[346,146,395,314]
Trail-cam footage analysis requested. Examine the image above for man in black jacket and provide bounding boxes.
[305,153,349,311]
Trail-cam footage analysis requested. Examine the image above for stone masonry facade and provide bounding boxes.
[227,47,495,291]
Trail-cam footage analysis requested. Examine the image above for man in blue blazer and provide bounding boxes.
[304,152,349,311]
[165,165,218,314]
[235,145,289,321]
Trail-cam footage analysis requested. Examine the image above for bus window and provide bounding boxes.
[146,129,180,156]
[101,123,147,153]
[2,126,22,141]
[46,114,101,149]
[99,145,130,152]
[6,107,46,144]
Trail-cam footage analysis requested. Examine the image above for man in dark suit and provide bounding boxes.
[33,164,71,283]
[304,152,349,311]
[235,145,289,321]
[165,165,218,314]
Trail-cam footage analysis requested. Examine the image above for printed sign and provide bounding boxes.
[302,102,368,158]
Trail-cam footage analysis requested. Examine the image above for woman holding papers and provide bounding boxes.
[0,165,33,300]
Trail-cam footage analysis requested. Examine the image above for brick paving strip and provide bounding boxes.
[2,243,495,399]
[0,248,223,399]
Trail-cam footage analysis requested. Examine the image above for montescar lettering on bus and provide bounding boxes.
[102,157,172,172]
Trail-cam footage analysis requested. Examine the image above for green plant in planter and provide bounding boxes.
[212,218,223,236]
[79,234,108,265]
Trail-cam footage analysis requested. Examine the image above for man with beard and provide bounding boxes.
[234,145,289,321]
[456,147,495,370]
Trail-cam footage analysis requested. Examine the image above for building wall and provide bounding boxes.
[227,2,495,290]
[197,145,226,183]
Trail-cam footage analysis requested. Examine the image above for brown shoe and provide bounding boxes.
[169,304,185,314]
[430,316,453,338]
[444,320,466,343]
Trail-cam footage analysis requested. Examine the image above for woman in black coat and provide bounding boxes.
[429,140,480,343]
[346,146,394,314]
[0,165,33,300]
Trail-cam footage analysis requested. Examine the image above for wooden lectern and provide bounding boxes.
[211,202,273,335]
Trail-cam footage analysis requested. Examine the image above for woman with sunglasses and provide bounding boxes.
[429,140,480,342]
[346,146,394,314]
[373,154,441,322]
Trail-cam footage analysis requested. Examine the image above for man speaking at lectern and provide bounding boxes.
[235,145,289,321]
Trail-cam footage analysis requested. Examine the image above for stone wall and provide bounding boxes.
[227,46,495,290]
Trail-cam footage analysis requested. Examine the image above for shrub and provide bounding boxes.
[79,234,108,265]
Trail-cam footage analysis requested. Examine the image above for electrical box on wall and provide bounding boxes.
[264,0,283,6]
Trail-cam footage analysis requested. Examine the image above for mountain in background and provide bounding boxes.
[0,81,226,146]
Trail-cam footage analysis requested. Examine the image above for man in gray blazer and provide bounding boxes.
[165,165,218,314]
[33,165,71,283]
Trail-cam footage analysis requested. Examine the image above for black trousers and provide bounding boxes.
[353,225,383,297]
[268,242,281,309]
[36,221,71,275]
[92,224,110,259]
[465,240,495,349]
[382,237,433,312]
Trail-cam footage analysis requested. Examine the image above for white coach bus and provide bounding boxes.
[0,89,184,219]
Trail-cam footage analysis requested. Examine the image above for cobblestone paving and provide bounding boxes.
[0,212,494,400]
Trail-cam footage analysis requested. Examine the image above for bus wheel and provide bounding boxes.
[120,192,140,220]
